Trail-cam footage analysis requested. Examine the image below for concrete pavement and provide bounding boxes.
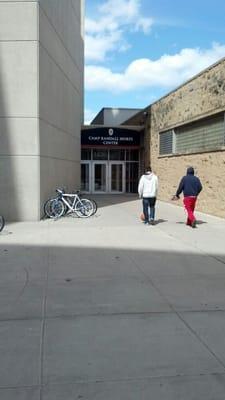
[1,195,225,399]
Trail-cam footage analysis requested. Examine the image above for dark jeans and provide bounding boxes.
[143,197,156,222]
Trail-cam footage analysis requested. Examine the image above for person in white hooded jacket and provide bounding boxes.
[138,167,158,225]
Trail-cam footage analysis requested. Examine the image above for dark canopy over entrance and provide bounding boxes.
[81,125,144,194]
[81,126,141,148]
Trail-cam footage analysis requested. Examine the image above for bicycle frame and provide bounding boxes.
[60,193,83,212]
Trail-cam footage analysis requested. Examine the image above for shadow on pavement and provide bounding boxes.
[154,219,168,225]
[1,241,225,398]
[176,220,207,225]
[85,194,138,208]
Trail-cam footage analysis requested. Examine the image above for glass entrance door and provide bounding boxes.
[81,162,91,192]
[93,162,107,193]
[110,162,125,193]
[92,162,125,193]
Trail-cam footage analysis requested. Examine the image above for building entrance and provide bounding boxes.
[81,126,142,194]
[81,161,125,193]
[81,148,139,194]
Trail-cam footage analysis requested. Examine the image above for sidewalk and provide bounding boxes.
[1,195,225,399]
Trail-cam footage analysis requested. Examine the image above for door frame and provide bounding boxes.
[109,161,125,193]
[83,160,126,194]
[92,161,108,193]
[81,161,91,193]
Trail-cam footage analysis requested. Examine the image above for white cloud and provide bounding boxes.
[85,30,123,62]
[85,43,225,92]
[85,0,153,62]
[134,17,153,34]
[99,0,140,22]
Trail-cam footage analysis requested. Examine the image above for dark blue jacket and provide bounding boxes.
[176,167,202,198]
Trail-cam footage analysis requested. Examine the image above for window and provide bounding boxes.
[126,149,139,161]
[81,149,91,160]
[93,149,108,160]
[159,130,173,155]
[126,162,139,193]
[159,113,225,156]
[109,149,125,160]
[176,115,225,153]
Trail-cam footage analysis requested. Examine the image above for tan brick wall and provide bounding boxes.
[149,58,225,218]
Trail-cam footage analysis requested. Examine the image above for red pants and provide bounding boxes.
[183,196,197,225]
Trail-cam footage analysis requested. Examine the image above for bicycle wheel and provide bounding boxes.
[49,199,65,219]
[89,199,98,215]
[75,199,94,218]
[44,198,55,218]
[44,198,68,218]
[0,216,5,232]
[80,197,97,215]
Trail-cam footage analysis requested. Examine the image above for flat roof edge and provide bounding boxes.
[151,56,225,107]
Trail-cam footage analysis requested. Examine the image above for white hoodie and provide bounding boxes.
[138,173,158,198]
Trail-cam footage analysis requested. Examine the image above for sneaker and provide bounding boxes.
[191,220,197,228]
[150,219,155,225]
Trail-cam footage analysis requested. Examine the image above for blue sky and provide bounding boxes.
[84,0,225,123]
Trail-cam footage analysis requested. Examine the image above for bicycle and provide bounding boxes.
[44,189,94,219]
[44,188,97,219]
[0,215,5,232]
[74,190,98,215]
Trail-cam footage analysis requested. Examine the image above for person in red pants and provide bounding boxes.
[172,167,202,228]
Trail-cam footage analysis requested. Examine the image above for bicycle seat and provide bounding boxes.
[56,188,65,194]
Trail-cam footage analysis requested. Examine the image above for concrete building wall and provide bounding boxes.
[38,0,84,210]
[149,58,225,218]
[0,0,39,220]
[0,0,84,220]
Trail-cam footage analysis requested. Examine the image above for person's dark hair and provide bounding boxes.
[186,166,194,175]
[145,166,152,174]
